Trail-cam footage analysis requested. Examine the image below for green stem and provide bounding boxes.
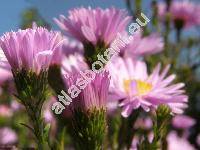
[25,104,47,150]
[117,109,140,150]
[150,105,172,149]
[176,28,181,43]
[72,108,107,150]
[13,70,50,150]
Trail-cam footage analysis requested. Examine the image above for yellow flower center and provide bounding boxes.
[123,79,152,96]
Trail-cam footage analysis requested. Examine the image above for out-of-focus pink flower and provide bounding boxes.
[130,133,154,150]
[106,99,119,116]
[43,97,57,137]
[0,27,64,74]
[11,100,23,112]
[62,37,83,56]
[54,7,131,46]
[106,57,188,117]
[167,131,195,150]
[0,48,10,70]
[134,117,153,130]
[172,115,196,129]
[43,97,56,123]
[64,72,110,111]
[0,49,12,88]
[0,68,12,85]
[44,109,54,123]
[130,135,139,150]
[61,54,88,78]
[158,0,200,28]
[0,127,17,145]
[197,134,200,146]
[122,31,164,58]
[0,105,13,117]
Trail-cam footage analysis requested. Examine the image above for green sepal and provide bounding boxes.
[71,108,107,150]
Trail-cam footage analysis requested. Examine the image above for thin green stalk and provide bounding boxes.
[13,70,50,150]
[117,109,140,150]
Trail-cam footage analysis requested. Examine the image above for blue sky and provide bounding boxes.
[1,0,198,36]
[0,0,127,35]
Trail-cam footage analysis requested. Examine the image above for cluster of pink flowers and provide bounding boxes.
[0,0,199,148]
[51,7,188,117]
[0,6,188,118]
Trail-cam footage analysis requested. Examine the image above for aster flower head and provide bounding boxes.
[54,7,131,47]
[158,0,200,29]
[0,105,13,118]
[0,27,64,74]
[106,57,188,117]
[0,127,18,145]
[63,71,110,149]
[63,71,110,112]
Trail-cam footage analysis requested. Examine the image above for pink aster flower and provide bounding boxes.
[106,57,188,117]
[61,54,88,78]
[122,31,164,58]
[130,133,154,150]
[0,48,10,70]
[197,134,200,146]
[167,131,195,150]
[172,115,196,129]
[134,117,153,130]
[158,0,200,28]
[62,37,83,56]
[106,99,119,116]
[0,27,64,74]
[54,7,131,46]
[11,100,23,112]
[43,97,56,123]
[64,71,110,111]
[0,105,13,118]
[0,127,18,145]
[0,67,12,86]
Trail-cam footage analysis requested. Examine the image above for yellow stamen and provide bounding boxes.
[136,80,152,95]
[123,79,132,93]
[123,79,152,95]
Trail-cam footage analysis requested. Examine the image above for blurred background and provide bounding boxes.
[0,0,126,35]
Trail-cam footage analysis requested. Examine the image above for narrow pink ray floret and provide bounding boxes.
[63,71,110,112]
